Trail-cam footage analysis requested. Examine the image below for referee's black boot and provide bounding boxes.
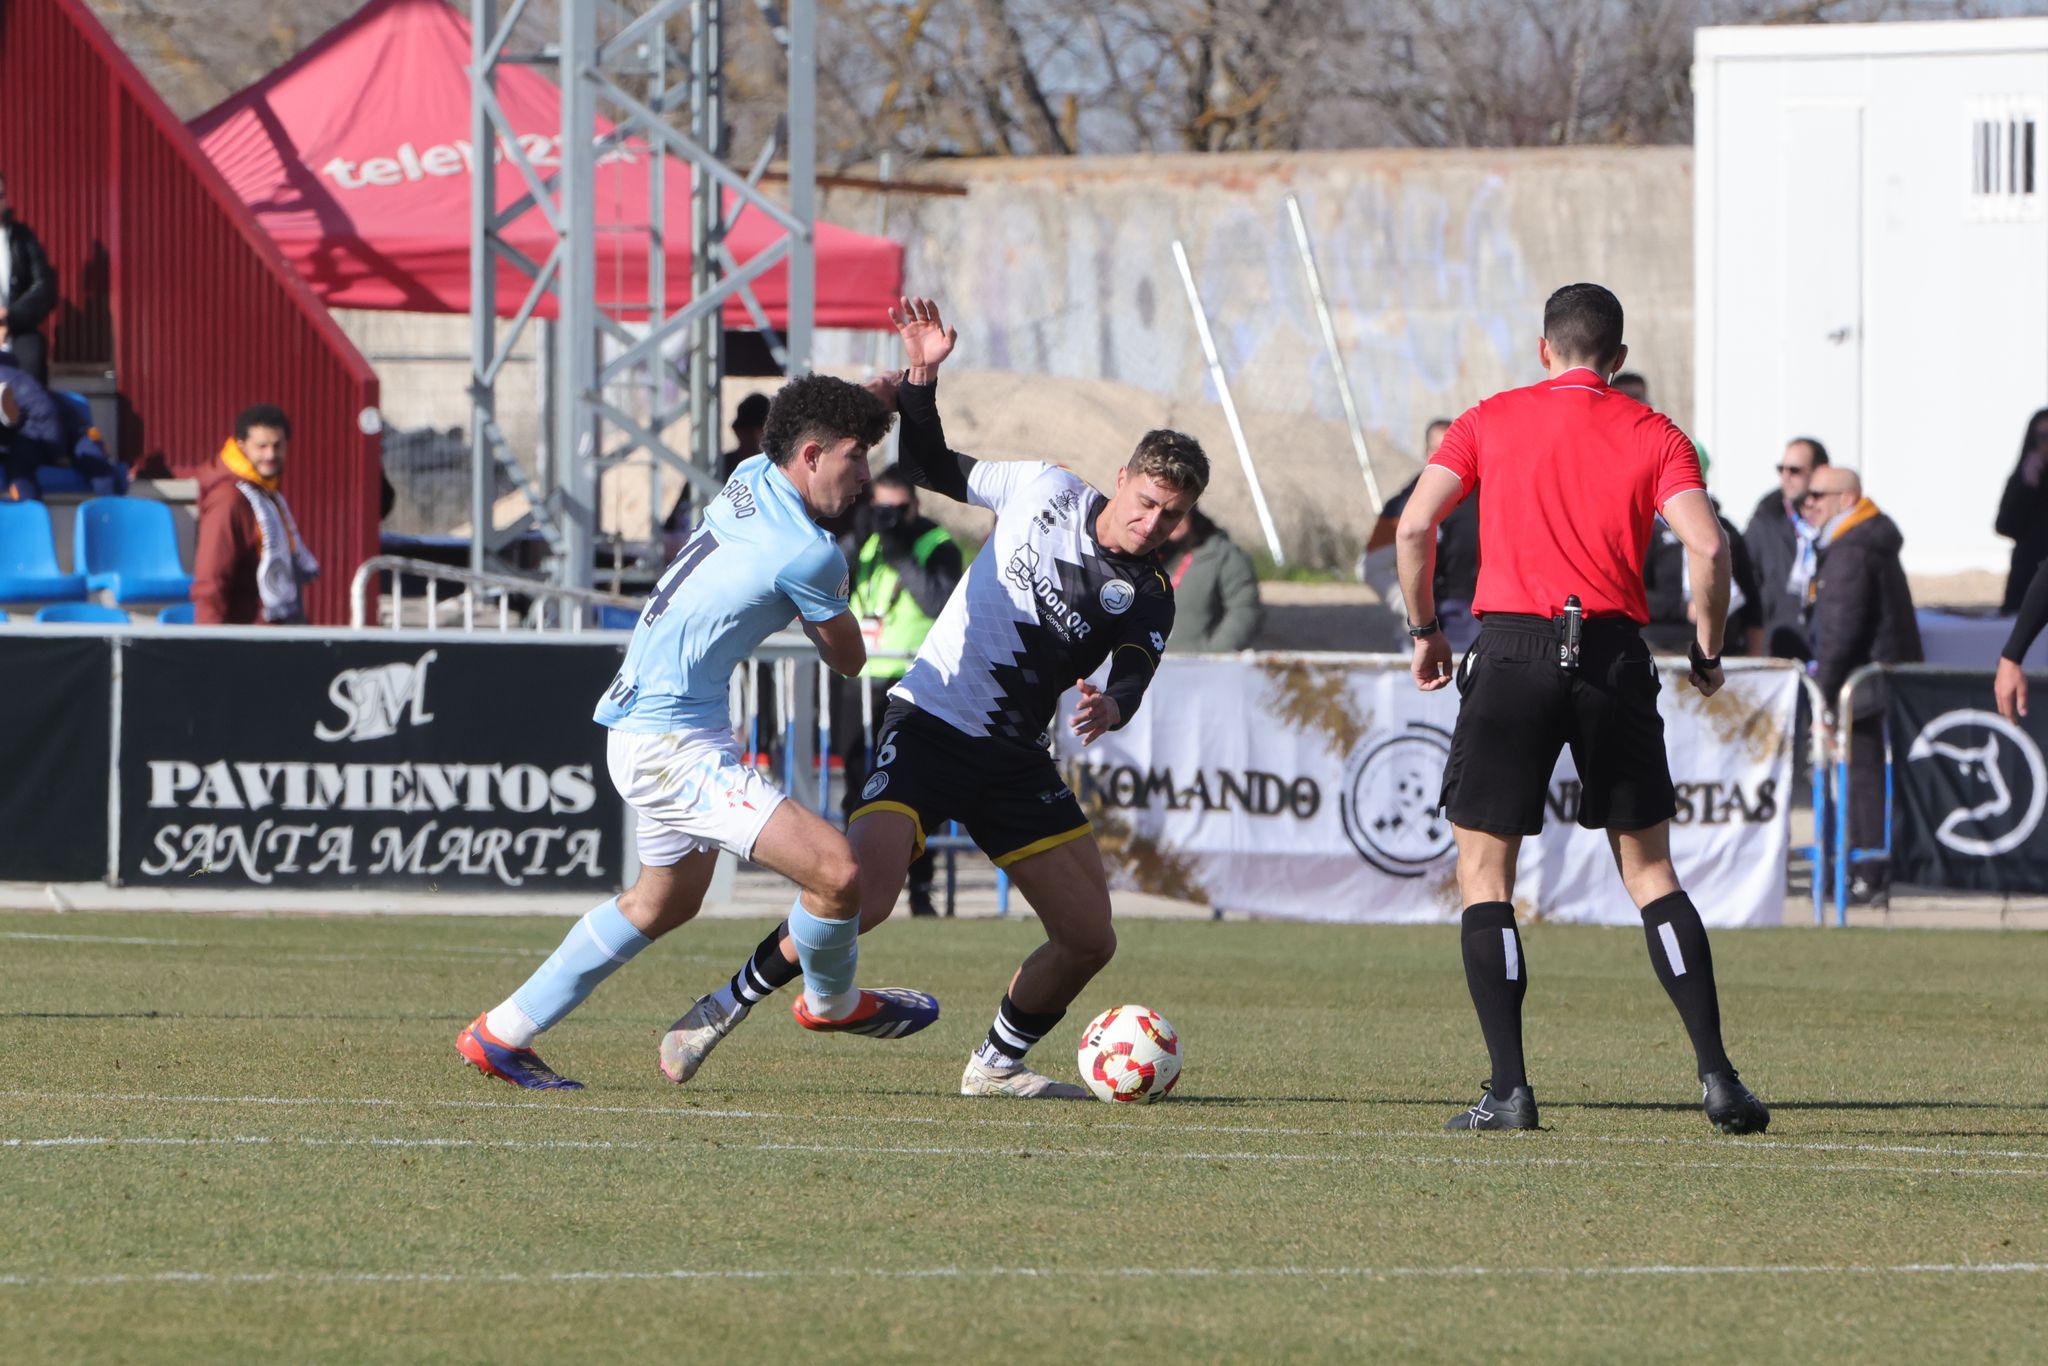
[1701,1070,1770,1135]
[1445,1081,1539,1132]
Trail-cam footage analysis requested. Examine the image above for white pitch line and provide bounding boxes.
[7,1089,2047,1166]
[7,1133,2047,1180]
[1,1262,2044,1290]
[0,931,731,968]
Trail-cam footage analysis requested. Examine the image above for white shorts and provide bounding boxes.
[606,727,786,867]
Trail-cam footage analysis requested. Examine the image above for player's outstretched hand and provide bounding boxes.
[1997,657,2029,722]
[1411,634,1453,691]
[888,296,958,372]
[1069,679,1121,746]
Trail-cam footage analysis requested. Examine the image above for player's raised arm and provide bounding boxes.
[886,297,975,502]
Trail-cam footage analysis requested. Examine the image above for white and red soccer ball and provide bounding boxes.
[1077,1004,1181,1103]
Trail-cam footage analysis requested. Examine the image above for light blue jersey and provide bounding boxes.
[596,455,850,733]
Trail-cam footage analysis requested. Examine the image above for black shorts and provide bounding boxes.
[848,700,1092,867]
[1438,614,1676,836]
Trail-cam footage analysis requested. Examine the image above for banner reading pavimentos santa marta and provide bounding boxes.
[1054,656,1798,927]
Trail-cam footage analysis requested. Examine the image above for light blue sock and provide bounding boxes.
[507,898,652,1034]
[787,897,860,1018]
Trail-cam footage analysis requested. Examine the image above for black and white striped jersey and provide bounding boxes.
[888,432,1175,746]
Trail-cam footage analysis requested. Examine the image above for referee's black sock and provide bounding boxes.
[1640,891,1733,1079]
[1459,902,1529,1093]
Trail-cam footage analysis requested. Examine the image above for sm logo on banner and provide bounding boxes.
[314,651,439,744]
[1338,722,1456,878]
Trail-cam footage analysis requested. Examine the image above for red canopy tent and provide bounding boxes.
[188,0,901,327]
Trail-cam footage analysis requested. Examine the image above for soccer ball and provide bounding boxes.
[1077,1004,1182,1103]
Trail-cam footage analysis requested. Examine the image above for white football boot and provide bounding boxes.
[659,994,748,1084]
[960,1055,1089,1100]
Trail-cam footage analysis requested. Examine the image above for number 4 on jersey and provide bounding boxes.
[643,530,720,626]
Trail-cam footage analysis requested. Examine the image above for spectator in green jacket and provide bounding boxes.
[834,465,964,916]
[1162,508,1261,652]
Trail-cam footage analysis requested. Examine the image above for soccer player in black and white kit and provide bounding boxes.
[660,298,1211,1097]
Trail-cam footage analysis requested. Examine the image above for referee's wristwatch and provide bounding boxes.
[1407,617,1441,639]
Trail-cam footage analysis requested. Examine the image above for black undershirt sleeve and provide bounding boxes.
[1101,589,1175,726]
[2003,558,2048,663]
[893,380,975,503]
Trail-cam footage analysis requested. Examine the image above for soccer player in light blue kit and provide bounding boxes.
[458,375,940,1089]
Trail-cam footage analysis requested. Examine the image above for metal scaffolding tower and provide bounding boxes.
[467,0,817,589]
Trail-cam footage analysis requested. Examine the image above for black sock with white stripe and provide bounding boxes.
[1460,901,1529,1093]
[728,925,801,1007]
[1640,891,1731,1079]
[972,994,1064,1069]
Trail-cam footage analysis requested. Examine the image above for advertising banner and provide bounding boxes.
[0,635,113,883]
[1057,656,1799,926]
[118,637,626,891]
[1888,670,2048,893]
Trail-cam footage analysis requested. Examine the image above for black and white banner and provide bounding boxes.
[0,635,113,883]
[1888,671,2048,893]
[1057,656,1799,926]
[118,637,625,890]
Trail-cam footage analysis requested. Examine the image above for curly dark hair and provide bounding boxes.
[1128,428,1209,495]
[760,374,894,466]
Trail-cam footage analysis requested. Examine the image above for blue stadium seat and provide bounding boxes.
[73,497,194,604]
[0,502,89,604]
[156,602,196,625]
[36,602,129,624]
[32,466,90,494]
[53,391,94,430]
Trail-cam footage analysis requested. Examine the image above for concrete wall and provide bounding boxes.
[340,147,1696,569]
[843,147,1696,569]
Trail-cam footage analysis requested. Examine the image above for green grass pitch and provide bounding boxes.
[4,908,2046,1362]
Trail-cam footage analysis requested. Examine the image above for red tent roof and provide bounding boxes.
[189,0,901,327]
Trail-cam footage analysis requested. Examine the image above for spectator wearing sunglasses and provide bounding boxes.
[1744,437,1829,659]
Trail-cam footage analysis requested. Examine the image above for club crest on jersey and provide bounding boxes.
[1004,544,1092,640]
[1100,579,1135,614]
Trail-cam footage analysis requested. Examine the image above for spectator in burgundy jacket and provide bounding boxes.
[193,405,319,624]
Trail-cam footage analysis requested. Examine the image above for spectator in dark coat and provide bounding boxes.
[1806,466,1922,903]
[0,172,58,387]
[0,325,124,498]
[1995,408,2048,613]
[1745,436,1828,659]
[1162,508,1261,652]
[1644,498,1762,655]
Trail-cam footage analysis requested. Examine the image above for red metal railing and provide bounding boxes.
[0,0,379,624]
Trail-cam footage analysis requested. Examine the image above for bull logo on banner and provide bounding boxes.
[1905,709,2047,858]
[1338,722,1455,877]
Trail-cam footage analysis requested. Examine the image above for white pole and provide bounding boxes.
[1285,193,1385,515]
[1171,239,1284,567]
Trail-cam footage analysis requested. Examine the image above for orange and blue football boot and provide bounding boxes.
[456,1012,584,1090]
[790,987,939,1039]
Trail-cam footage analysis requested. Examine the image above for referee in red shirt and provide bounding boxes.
[1397,283,1769,1135]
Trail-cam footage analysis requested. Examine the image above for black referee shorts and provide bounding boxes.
[847,700,1092,868]
[1437,613,1676,836]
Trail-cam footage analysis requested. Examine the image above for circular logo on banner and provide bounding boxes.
[1905,709,2048,857]
[1100,579,1135,615]
[861,772,890,801]
[1338,723,1455,877]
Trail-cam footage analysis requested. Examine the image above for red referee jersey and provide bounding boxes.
[1428,367,1704,624]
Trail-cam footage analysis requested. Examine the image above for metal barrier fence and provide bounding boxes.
[348,558,1009,914]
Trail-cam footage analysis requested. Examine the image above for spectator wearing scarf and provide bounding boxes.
[193,404,319,624]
